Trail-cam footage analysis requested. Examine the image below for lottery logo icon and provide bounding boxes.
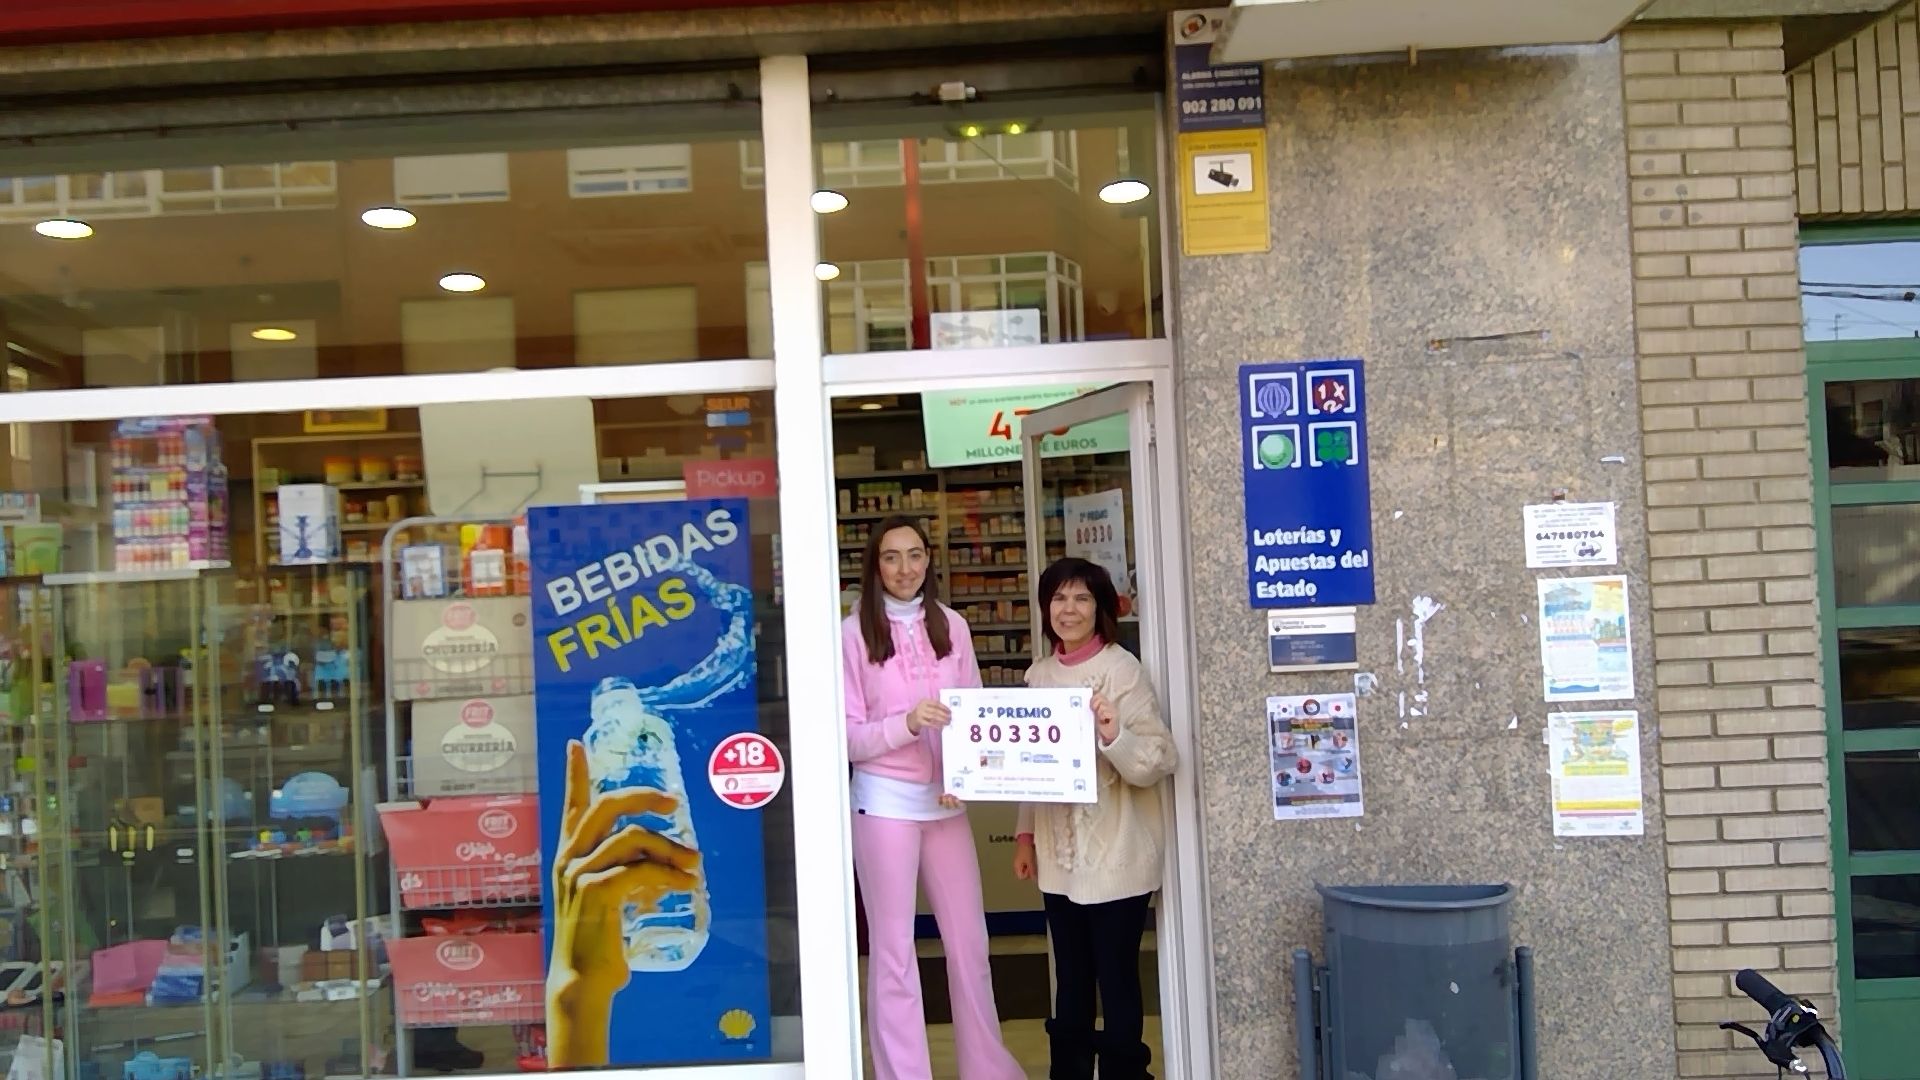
[1247,372,1300,419]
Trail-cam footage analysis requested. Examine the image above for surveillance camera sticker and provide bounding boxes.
[1193,151,1252,196]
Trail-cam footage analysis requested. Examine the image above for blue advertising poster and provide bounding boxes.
[529,500,771,1067]
[1173,8,1265,132]
[1240,360,1377,607]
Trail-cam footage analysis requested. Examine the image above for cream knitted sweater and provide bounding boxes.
[1016,644,1177,906]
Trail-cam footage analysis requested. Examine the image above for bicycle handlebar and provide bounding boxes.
[1735,968,1795,1016]
[1729,969,1846,1080]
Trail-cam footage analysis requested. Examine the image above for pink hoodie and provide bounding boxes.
[842,602,981,784]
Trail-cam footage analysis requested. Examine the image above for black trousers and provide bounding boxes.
[1044,890,1154,1080]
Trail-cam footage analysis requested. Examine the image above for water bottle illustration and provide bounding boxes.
[584,675,711,972]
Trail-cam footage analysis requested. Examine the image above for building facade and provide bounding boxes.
[0,2,1911,1079]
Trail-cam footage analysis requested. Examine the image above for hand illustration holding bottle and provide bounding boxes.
[547,738,701,1069]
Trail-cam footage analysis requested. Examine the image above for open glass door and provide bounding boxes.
[1018,382,1160,672]
[1017,381,1191,1073]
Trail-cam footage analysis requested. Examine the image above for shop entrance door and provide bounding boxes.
[1016,382,1203,1076]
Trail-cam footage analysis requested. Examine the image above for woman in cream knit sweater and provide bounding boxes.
[1012,558,1176,1080]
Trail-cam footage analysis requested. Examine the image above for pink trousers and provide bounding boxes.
[852,811,1024,1080]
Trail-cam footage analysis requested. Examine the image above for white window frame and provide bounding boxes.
[566,144,694,197]
[0,163,338,222]
[0,56,1202,1080]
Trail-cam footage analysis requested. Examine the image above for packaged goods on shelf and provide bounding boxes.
[387,933,543,1028]
[409,696,538,797]
[377,795,539,908]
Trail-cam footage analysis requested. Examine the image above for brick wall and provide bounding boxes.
[1791,0,1920,217]
[1621,22,1839,1080]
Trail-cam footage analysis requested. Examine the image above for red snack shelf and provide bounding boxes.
[388,933,544,1028]
[377,794,540,909]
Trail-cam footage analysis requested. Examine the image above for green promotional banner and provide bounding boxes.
[920,385,1131,468]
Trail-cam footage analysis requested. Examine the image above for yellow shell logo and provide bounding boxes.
[718,1009,757,1041]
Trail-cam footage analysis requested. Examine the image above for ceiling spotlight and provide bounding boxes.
[250,327,298,342]
[1099,179,1152,205]
[813,263,842,282]
[810,190,849,214]
[1006,122,1026,135]
[34,218,93,240]
[438,272,487,293]
[361,206,418,230]
[858,402,883,411]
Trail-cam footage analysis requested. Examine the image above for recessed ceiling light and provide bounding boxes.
[858,402,884,411]
[438,272,487,293]
[34,219,93,240]
[1098,179,1151,205]
[813,262,842,282]
[810,189,849,214]
[250,327,298,342]
[361,206,417,230]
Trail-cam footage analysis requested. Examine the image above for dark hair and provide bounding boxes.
[1037,557,1122,652]
[858,515,953,665]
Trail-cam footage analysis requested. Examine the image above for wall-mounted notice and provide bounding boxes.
[1547,711,1645,837]
[1239,360,1375,608]
[1268,608,1358,673]
[1523,502,1618,569]
[1536,576,1635,702]
[1267,693,1363,821]
[1173,8,1265,132]
[1172,8,1271,256]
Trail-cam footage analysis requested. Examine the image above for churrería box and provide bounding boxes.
[390,597,531,700]
[410,696,537,797]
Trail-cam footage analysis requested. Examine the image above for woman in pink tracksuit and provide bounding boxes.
[844,515,1024,1080]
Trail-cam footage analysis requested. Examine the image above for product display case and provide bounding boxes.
[0,566,388,1080]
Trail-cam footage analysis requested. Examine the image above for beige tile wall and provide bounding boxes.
[1621,20,1841,1080]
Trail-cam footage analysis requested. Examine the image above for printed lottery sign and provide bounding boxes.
[708,732,785,810]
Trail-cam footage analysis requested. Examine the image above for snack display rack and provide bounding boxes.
[375,516,544,1073]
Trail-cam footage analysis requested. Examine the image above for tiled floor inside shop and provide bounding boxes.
[864,932,1166,1079]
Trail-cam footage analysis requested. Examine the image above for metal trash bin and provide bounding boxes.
[1315,883,1522,1080]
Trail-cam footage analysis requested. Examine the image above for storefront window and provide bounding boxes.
[0,112,768,390]
[775,93,1161,353]
[0,393,798,1077]
[1800,239,1920,343]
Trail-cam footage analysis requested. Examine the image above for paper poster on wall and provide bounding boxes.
[529,500,771,1067]
[1536,576,1635,702]
[1267,693,1363,821]
[1547,711,1645,837]
[1063,489,1130,598]
[1523,502,1618,568]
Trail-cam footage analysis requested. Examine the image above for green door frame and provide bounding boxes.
[1808,328,1920,1079]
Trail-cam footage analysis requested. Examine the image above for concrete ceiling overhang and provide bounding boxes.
[1214,0,1652,64]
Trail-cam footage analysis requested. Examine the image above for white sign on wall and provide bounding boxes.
[1522,501,1618,568]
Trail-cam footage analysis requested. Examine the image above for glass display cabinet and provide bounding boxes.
[0,566,387,1080]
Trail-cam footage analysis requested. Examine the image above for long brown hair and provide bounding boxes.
[858,515,953,664]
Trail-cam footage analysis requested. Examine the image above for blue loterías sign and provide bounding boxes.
[1239,360,1376,607]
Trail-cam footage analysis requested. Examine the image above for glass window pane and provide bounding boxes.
[1802,240,1920,343]
[2,393,799,1073]
[1,102,765,389]
[1825,378,1920,483]
[1846,750,1920,851]
[1832,503,1920,606]
[1839,628,1920,730]
[814,94,1162,352]
[1853,875,1920,979]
